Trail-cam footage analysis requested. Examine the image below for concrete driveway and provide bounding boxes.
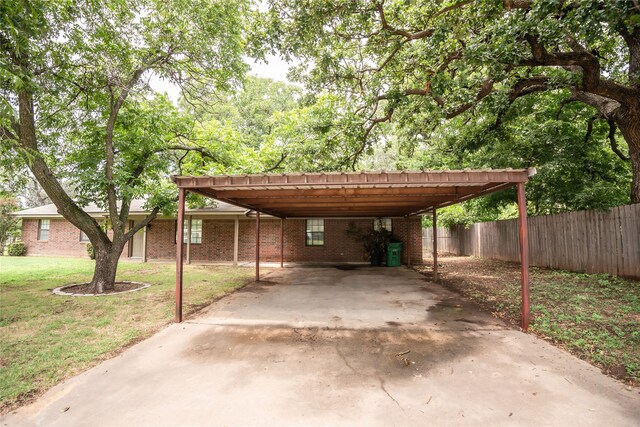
[3,266,639,426]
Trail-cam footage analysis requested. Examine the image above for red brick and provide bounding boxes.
[21,217,423,264]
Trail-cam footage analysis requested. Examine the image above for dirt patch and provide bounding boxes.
[415,255,640,387]
[53,281,150,296]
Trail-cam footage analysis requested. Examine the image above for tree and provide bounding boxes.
[0,195,19,255]
[1,0,248,291]
[255,0,640,202]
[387,89,632,215]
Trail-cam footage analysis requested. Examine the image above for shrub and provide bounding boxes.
[7,242,26,256]
[86,243,95,260]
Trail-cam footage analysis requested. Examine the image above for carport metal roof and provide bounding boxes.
[171,168,536,218]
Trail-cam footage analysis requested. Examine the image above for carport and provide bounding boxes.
[171,169,536,330]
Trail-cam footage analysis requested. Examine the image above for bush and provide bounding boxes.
[86,243,95,260]
[7,242,26,256]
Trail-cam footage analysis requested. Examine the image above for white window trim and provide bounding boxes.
[374,218,392,231]
[305,219,325,246]
[38,219,50,241]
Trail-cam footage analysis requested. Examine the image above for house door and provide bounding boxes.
[130,229,144,258]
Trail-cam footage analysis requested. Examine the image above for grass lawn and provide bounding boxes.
[0,256,257,412]
[415,256,640,386]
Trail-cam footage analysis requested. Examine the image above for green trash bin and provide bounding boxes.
[386,242,402,267]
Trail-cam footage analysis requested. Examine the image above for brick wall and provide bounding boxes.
[239,217,423,264]
[21,216,424,264]
[145,219,176,259]
[191,219,235,262]
[21,218,130,258]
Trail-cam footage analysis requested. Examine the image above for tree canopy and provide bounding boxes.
[1,0,249,290]
[254,0,640,204]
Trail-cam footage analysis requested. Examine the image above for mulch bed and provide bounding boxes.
[59,281,148,295]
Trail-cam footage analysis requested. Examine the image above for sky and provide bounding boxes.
[148,54,296,102]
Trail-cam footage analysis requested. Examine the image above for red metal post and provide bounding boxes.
[433,209,438,281]
[256,211,260,282]
[280,218,284,268]
[175,188,186,323]
[517,182,531,331]
[407,217,412,267]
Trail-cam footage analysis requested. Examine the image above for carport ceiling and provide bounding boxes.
[171,169,536,218]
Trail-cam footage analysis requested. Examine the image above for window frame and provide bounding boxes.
[373,218,392,232]
[79,230,90,242]
[305,219,325,246]
[185,218,202,244]
[38,219,50,241]
[176,218,203,244]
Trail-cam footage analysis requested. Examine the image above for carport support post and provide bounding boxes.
[186,215,192,265]
[406,217,411,267]
[280,218,284,268]
[256,211,260,282]
[517,183,531,331]
[175,188,186,323]
[433,209,438,281]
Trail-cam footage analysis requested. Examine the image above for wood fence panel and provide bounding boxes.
[422,205,639,278]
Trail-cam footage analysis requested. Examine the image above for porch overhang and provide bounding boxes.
[171,169,536,218]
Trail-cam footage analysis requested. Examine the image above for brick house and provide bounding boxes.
[13,200,423,264]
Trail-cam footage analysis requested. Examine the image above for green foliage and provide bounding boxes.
[0,197,20,254]
[2,0,249,218]
[86,243,95,260]
[6,242,25,256]
[255,0,639,214]
[346,220,392,259]
[405,91,631,216]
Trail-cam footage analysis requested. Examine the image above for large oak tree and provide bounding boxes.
[255,0,640,202]
[1,0,248,291]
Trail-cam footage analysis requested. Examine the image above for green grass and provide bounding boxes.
[416,257,640,385]
[0,256,256,411]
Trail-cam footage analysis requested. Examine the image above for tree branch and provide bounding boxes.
[159,144,220,161]
[584,115,597,145]
[376,2,434,40]
[349,108,394,170]
[123,207,160,242]
[520,34,640,105]
[445,77,495,119]
[607,120,630,161]
[263,152,288,173]
[1,125,18,142]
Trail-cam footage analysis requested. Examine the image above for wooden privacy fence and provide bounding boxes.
[422,204,640,278]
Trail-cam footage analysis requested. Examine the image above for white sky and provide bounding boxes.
[148,54,295,103]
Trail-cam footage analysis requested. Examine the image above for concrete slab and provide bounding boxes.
[3,266,639,427]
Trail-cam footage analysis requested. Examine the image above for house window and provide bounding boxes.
[79,231,89,242]
[306,219,324,246]
[374,218,392,231]
[182,218,202,244]
[38,219,50,241]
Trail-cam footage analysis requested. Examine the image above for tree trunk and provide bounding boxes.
[616,105,640,204]
[91,244,123,293]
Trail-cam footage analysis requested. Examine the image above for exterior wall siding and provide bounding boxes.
[21,216,423,264]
